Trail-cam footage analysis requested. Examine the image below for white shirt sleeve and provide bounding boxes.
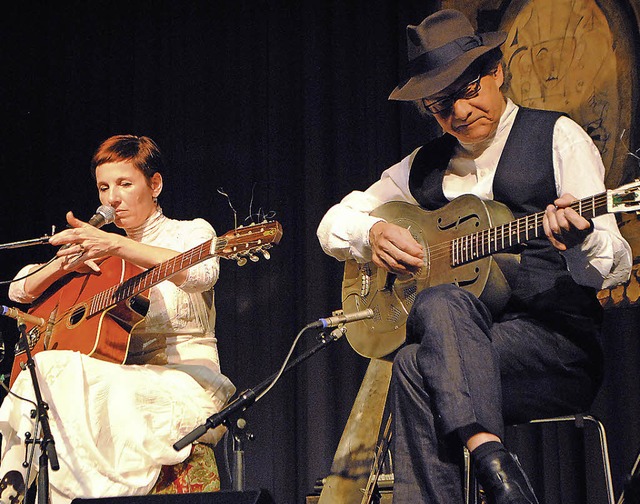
[8,263,41,304]
[317,148,420,263]
[8,218,220,304]
[174,218,220,293]
[552,116,632,289]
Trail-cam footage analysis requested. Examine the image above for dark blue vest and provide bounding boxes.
[408,108,603,340]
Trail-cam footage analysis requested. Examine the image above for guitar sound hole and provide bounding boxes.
[69,307,86,326]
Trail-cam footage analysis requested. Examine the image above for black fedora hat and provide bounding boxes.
[389,9,507,101]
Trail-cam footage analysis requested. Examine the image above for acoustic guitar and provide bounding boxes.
[10,221,283,385]
[342,180,640,359]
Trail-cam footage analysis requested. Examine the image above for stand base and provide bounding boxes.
[71,490,274,504]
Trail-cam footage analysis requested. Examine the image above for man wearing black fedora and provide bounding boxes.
[317,8,632,504]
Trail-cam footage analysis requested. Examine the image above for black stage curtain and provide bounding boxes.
[0,2,638,503]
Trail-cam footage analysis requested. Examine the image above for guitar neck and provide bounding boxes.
[451,191,609,266]
[88,237,220,316]
[80,220,282,318]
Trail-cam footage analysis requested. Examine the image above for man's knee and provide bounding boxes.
[408,284,488,332]
[411,284,473,314]
[392,344,421,382]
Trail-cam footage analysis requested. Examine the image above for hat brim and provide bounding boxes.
[389,31,507,101]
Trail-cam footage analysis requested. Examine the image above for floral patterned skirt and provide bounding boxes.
[151,443,221,494]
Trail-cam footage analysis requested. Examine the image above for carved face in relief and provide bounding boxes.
[531,37,576,90]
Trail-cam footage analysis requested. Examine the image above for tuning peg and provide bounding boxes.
[249,254,259,263]
[260,249,271,260]
[236,257,247,266]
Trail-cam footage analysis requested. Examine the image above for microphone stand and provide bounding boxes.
[16,318,59,504]
[230,417,252,491]
[173,324,348,452]
[0,235,51,250]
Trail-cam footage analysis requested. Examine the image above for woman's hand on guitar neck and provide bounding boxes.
[369,221,424,274]
[543,193,594,251]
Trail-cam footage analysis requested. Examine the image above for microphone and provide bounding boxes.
[58,205,115,252]
[1,305,46,327]
[87,205,116,228]
[309,308,375,329]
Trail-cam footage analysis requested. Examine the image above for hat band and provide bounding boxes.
[407,34,484,78]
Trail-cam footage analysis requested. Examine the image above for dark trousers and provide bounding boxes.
[391,284,602,503]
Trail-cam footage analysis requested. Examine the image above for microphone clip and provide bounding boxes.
[328,325,347,340]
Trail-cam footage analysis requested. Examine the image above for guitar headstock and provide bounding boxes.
[608,179,640,214]
[217,221,283,265]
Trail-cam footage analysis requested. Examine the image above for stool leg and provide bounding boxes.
[466,415,614,504]
[464,447,472,504]
[529,415,615,504]
[617,450,640,504]
[463,447,480,504]
[584,416,615,504]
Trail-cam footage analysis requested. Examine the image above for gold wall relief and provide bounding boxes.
[500,0,640,307]
[501,0,630,189]
[445,0,638,190]
[445,0,640,307]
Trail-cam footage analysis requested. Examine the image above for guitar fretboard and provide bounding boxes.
[87,237,225,316]
[450,192,609,266]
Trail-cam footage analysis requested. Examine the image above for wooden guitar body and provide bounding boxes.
[8,220,283,386]
[10,257,149,385]
[342,197,520,359]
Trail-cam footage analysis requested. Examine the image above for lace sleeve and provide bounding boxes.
[175,218,220,293]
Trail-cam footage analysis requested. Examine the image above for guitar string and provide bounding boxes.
[425,195,607,263]
[48,240,215,328]
[405,194,608,265]
[15,223,281,376]
[46,224,270,327]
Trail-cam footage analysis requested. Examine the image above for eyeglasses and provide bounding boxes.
[422,74,482,115]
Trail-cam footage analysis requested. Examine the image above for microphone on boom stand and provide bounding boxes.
[307,309,375,329]
[173,308,375,451]
[1,305,46,327]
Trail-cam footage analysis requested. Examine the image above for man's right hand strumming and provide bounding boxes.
[368,221,424,274]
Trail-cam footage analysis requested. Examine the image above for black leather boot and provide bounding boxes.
[473,448,540,504]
